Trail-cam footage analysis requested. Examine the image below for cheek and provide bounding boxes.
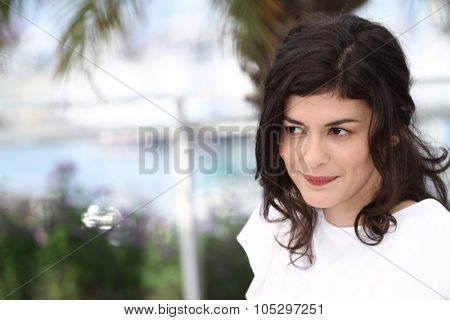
[335,140,373,173]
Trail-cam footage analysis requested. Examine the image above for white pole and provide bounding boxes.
[174,97,201,299]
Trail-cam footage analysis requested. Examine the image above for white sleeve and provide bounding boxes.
[236,201,283,299]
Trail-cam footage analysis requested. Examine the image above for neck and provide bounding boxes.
[322,168,381,227]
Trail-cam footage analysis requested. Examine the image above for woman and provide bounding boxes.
[237,13,450,299]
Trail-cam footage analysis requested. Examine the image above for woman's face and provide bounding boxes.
[279,93,381,210]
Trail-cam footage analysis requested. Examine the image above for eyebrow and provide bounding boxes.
[283,116,362,127]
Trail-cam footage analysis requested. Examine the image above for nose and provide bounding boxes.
[297,134,329,170]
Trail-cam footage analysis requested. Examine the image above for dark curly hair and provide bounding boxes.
[255,13,449,269]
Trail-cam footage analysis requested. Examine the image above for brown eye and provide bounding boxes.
[284,126,303,135]
[330,128,351,137]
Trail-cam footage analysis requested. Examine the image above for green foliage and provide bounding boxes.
[0,164,253,299]
[0,164,182,299]
[141,231,183,299]
[199,214,253,300]
[0,203,184,299]
[55,0,146,77]
[0,213,39,299]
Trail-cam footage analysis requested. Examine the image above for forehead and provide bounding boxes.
[284,93,371,121]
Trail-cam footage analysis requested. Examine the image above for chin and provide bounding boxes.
[301,193,335,209]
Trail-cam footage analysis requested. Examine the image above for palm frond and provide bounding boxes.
[213,0,283,73]
[0,0,25,46]
[55,0,147,78]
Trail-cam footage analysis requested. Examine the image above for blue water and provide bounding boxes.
[0,135,258,211]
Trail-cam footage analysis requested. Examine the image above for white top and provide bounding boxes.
[237,198,450,299]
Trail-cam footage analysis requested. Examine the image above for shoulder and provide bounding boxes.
[237,201,287,243]
[236,200,293,299]
[236,200,289,271]
[245,200,286,224]
[396,198,448,221]
[422,198,450,233]
[400,199,450,296]
[398,198,450,242]
[419,198,449,211]
[415,198,450,225]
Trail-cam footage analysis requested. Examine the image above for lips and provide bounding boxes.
[302,174,338,186]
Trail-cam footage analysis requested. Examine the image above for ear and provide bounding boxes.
[391,134,399,146]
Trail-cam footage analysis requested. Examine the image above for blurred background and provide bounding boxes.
[0,0,449,299]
